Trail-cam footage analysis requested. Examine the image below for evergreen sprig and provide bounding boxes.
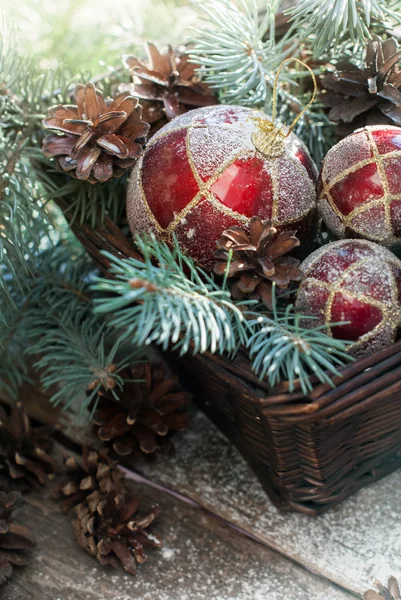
[0,311,31,399]
[1,241,141,413]
[92,234,352,392]
[247,296,352,395]
[92,235,253,356]
[287,0,401,57]
[25,310,138,415]
[189,0,292,106]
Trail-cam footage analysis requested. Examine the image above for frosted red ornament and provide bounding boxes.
[295,239,401,358]
[319,125,401,245]
[126,105,318,269]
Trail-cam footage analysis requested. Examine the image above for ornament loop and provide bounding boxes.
[252,58,317,157]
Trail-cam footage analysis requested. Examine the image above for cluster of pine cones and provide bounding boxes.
[0,359,191,589]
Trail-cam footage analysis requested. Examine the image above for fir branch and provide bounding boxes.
[1,241,140,413]
[287,0,401,57]
[0,311,31,399]
[189,0,293,106]
[92,235,253,356]
[247,294,352,395]
[25,310,138,415]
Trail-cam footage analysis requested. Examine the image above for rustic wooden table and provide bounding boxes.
[3,397,401,600]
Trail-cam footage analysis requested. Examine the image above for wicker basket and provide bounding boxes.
[64,205,401,515]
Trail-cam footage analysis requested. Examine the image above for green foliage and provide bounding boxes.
[0,312,31,399]
[92,235,253,356]
[2,241,141,413]
[92,234,352,391]
[247,294,352,395]
[26,311,138,415]
[189,0,291,106]
[287,0,401,57]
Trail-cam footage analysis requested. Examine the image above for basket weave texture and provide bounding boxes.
[65,206,401,515]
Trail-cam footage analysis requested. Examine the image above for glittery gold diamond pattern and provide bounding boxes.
[127,105,317,269]
[296,240,401,357]
[319,125,401,245]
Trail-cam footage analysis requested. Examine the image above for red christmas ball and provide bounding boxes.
[127,105,318,269]
[295,239,401,358]
[319,125,401,245]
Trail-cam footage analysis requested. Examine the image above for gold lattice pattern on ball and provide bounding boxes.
[137,118,312,237]
[301,247,401,348]
[320,128,401,243]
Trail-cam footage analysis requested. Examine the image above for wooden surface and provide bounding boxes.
[1,389,399,600]
[135,411,401,596]
[4,479,354,600]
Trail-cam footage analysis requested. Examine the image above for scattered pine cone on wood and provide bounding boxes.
[0,491,35,587]
[321,35,401,136]
[91,362,191,459]
[214,217,303,309]
[0,403,56,488]
[122,43,217,131]
[42,83,150,183]
[364,577,401,600]
[60,448,161,575]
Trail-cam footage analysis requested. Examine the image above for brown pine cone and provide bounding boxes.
[42,83,150,183]
[0,403,56,487]
[123,43,217,125]
[214,217,303,309]
[0,491,35,587]
[321,35,401,137]
[91,363,191,459]
[60,449,161,575]
[59,447,123,512]
[364,577,400,600]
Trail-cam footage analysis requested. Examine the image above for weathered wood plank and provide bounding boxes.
[3,485,354,600]
[133,411,401,596]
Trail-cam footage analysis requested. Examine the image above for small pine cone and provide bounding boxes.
[123,43,217,124]
[321,35,401,137]
[42,83,150,183]
[91,362,191,459]
[0,491,35,587]
[364,576,401,600]
[59,447,124,512]
[0,403,56,488]
[214,217,303,309]
[60,448,161,575]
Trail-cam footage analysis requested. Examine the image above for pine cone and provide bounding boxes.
[60,449,161,575]
[0,403,56,487]
[123,43,217,125]
[59,447,124,511]
[214,217,303,309]
[91,363,191,458]
[0,491,35,587]
[364,577,401,600]
[321,35,401,136]
[42,83,150,183]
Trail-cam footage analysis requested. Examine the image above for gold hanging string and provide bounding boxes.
[251,58,318,158]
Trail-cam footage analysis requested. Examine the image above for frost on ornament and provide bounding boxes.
[295,239,401,358]
[126,105,318,269]
[319,125,401,246]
